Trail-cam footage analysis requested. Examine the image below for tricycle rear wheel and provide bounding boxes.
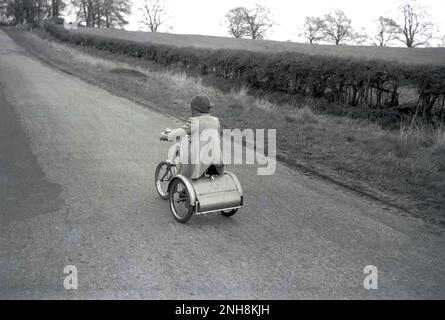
[221,209,238,217]
[169,179,194,223]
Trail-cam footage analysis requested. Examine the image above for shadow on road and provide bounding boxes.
[0,89,65,225]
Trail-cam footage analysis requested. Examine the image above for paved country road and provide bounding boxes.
[1,29,444,299]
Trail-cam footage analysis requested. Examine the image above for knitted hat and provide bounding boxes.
[191,95,213,113]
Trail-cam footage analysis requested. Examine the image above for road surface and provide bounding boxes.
[1,29,444,299]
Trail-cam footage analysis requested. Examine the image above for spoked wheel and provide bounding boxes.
[221,209,238,217]
[169,179,194,223]
[155,161,176,200]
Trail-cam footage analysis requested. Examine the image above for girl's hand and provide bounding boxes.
[160,132,168,141]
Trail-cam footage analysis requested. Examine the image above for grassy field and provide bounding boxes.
[72,27,445,66]
[4,28,445,229]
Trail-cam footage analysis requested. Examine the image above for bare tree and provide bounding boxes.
[0,0,10,22]
[321,9,358,45]
[15,0,27,24]
[102,0,130,28]
[225,4,273,40]
[0,0,9,18]
[393,0,434,47]
[300,16,325,44]
[4,0,23,24]
[70,0,94,26]
[70,0,129,27]
[95,0,103,27]
[241,4,273,40]
[51,0,64,17]
[373,16,399,46]
[225,7,249,38]
[70,0,101,27]
[3,0,54,24]
[139,0,167,32]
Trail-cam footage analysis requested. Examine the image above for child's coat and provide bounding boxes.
[168,114,224,179]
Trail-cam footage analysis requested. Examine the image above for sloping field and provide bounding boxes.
[72,27,445,65]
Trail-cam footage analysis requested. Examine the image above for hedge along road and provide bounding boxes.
[1,29,445,299]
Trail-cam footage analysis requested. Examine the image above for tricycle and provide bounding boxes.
[155,129,243,223]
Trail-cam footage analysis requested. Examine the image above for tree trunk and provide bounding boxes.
[52,0,59,17]
[82,1,89,26]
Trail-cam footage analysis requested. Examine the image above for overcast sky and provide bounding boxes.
[68,0,445,46]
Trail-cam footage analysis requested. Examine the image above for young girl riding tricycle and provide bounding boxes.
[155,95,243,223]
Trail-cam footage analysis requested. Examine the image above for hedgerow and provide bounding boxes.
[44,20,445,118]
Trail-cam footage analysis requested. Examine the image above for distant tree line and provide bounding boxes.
[0,0,171,30]
[0,0,64,25]
[0,0,443,47]
[298,1,437,47]
[225,1,442,48]
[69,0,131,28]
[0,0,131,28]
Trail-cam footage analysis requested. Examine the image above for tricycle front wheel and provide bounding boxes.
[155,161,175,200]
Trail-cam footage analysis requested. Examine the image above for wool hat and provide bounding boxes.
[191,95,213,113]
